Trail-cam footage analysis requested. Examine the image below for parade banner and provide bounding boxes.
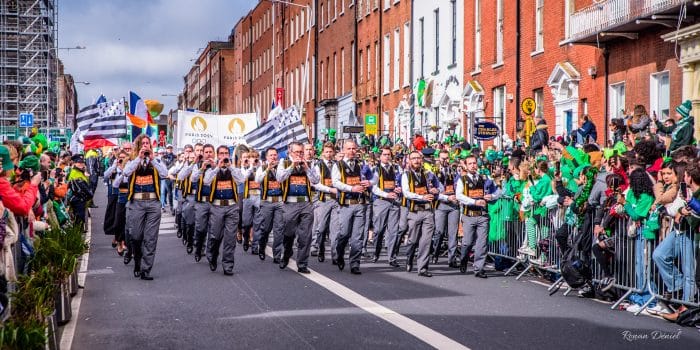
[176,111,257,148]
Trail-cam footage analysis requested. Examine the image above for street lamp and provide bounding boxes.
[57,45,86,51]
[267,0,313,114]
[161,94,178,97]
[74,81,90,85]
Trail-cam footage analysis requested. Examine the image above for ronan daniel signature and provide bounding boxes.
[621,330,682,342]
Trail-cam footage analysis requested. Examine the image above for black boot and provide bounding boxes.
[132,240,143,277]
[176,213,183,238]
[208,239,220,271]
[186,225,194,254]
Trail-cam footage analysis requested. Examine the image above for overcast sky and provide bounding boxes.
[58,0,256,112]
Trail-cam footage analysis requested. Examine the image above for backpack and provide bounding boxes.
[549,233,592,295]
[676,306,700,327]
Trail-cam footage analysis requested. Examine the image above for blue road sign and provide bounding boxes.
[19,113,34,128]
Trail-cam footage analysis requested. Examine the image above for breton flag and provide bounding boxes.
[75,103,100,135]
[83,98,127,149]
[244,105,308,152]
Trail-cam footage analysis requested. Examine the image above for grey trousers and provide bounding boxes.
[460,215,490,272]
[126,199,161,274]
[194,201,211,247]
[310,198,320,248]
[282,201,314,268]
[242,197,260,229]
[207,203,239,273]
[398,206,409,242]
[336,203,366,269]
[372,198,401,263]
[253,200,285,259]
[406,209,435,272]
[313,199,340,259]
[363,201,373,251]
[433,202,460,263]
[183,195,196,225]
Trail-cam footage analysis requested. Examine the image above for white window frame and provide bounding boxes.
[650,71,670,120]
[403,22,410,87]
[494,0,503,66]
[473,0,481,73]
[334,52,338,96]
[534,0,544,54]
[493,85,507,136]
[341,48,346,93]
[386,38,396,89]
[393,28,400,91]
[359,49,364,83]
[609,82,626,120]
[533,88,544,118]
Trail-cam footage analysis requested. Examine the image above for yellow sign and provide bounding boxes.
[365,114,378,135]
[521,98,536,115]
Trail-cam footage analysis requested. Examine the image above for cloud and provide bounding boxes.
[58,0,255,110]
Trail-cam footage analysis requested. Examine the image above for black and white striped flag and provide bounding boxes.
[244,106,308,152]
[83,99,127,140]
[75,103,100,134]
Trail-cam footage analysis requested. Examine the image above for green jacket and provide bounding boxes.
[530,173,553,216]
[656,116,694,152]
[624,191,654,221]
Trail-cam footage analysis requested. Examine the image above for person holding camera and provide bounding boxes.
[0,145,40,217]
[122,134,168,281]
[203,145,252,275]
[111,151,131,256]
[275,142,320,273]
[67,154,93,228]
[240,150,261,253]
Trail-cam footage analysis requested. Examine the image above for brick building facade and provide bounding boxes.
[179,0,700,147]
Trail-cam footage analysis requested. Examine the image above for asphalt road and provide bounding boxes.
[68,185,700,350]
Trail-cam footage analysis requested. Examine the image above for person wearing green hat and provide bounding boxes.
[653,99,694,152]
[0,145,41,217]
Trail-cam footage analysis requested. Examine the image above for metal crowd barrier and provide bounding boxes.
[486,201,700,314]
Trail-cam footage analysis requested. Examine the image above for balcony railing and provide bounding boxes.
[567,0,689,42]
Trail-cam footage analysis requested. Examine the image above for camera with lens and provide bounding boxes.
[19,166,34,181]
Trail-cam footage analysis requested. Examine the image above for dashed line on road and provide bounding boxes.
[60,212,92,350]
[267,247,470,350]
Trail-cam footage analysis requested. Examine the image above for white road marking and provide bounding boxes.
[60,213,92,350]
[268,247,470,350]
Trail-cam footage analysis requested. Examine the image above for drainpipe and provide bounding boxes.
[515,0,521,139]
[314,0,320,140]
[378,0,383,135]
[604,46,610,144]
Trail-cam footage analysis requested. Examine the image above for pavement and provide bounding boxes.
[67,184,700,350]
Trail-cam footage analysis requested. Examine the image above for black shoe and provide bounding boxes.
[350,267,361,275]
[448,261,460,269]
[406,261,413,273]
[459,263,467,274]
[223,270,234,276]
[258,251,266,260]
[140,272,153,280]
[123,253,132,265]
[431,255,439,265]
[298,266,311,274]
[474,270,488,279]
[418,269,433,277]
[194,253,202,262]
[133,267,140,278]
[176,229,182,239]
[273,258,280,264]
[252,246,259,255]
[310,250,318,257]
[337,257,345,271]
[331,259,338,265]
[209,259,217,272]
[318,254,325,263]
[111,241,117,248]
[389,261,400,268]
[182,238,187,246]
[371,256,379,263]
[186,245,193,254]
[243,242,250,252]
[279,258,289,269]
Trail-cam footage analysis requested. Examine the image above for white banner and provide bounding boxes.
[175,111,257,148]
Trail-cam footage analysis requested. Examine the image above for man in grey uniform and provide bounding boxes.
[276,142,320,273]
[432,150,461,267]
[402,150,442,277]
[456,155,501,278]
[123,135,168,280]
[189,144,216,260]
[252,148,285,263]
[332,140,377,274]
[312,142,339,263]
[203,145,252,275]
[371,146,402,267]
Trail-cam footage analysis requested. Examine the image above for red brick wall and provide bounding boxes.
[281,0,315,128]
[606,27,683,119]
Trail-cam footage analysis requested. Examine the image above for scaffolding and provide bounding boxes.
[0,0,57,132]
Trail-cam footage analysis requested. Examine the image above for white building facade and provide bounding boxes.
[411,0,464,141]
